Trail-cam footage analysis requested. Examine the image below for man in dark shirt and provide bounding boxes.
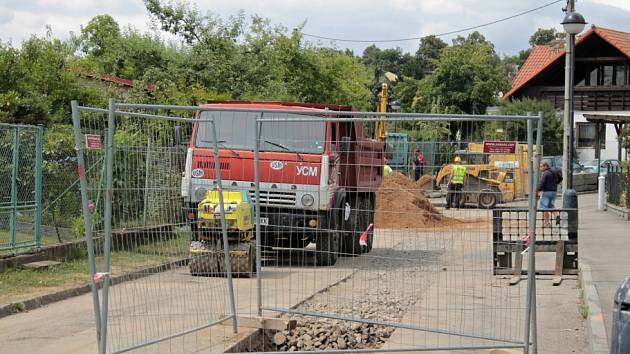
[536,161,558,226]
[413,149,426,181]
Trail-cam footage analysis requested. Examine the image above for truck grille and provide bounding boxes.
[249,190,296,206]
[196,160,230,170]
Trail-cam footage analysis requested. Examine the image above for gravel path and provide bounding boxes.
[266,239,443,351]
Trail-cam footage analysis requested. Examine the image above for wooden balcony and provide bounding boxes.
[540,86,630,111]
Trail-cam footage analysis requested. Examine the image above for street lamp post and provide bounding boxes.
[561,4,586,209]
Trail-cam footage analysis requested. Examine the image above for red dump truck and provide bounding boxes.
[181,101,384,266]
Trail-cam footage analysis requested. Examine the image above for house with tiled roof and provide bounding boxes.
[504,25,629,162]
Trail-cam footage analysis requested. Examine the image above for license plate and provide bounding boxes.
[259,217,269,226]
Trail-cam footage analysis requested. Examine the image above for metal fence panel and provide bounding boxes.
[72,101,543,353]
[0,123,42,253]
[607,166,630,209]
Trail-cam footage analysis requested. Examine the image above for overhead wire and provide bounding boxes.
[300,0,564,43]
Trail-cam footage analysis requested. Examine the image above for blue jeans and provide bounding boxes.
[539,191,557,209]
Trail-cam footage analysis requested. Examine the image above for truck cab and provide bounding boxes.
[181,101,384,265]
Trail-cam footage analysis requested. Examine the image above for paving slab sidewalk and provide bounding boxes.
[578,193,630,348]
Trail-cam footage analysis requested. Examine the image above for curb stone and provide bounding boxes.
[579,262,610,354]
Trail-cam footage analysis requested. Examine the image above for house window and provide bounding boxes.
[577,123,605,148]
[602,65,614,85]
[581,64,628,86]
[589,67,598,86]
[616,64,628,86]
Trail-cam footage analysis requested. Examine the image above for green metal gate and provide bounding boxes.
[0,123,43,253]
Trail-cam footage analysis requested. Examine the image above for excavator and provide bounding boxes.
[434,143,534,208]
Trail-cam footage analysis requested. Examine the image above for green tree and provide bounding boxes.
[415,35,447,76]
[79,14,121,56]
[361,45,419,81]
[144,1,372,108]
[412,32,509,115]
[0,34,106,125]
[484,98,563,155]
[529,27,566,47]
[502,49,531,80]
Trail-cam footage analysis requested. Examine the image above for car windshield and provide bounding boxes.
[195,111,326,154]
[582,160,599,166]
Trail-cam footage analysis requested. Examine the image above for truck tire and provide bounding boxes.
[478,190,497,209]
[316,210,341,266]
[340,198,362,257]
[190,222,200,241]
[360,196,375,254]
[315,231,340,266]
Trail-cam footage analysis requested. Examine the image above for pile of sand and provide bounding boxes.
[375,172,453,229]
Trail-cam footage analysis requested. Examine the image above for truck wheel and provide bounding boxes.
[315,231,340,266]
[190,223,200,241]
[478,191,497,209]
[340,199,362,257]
[316,210,341,266]
[360,196,375,254]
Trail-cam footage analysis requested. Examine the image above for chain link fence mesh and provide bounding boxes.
[72,102,543,354]
[0,123,42,253]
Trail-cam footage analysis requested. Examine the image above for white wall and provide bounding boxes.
[574,110,627,161]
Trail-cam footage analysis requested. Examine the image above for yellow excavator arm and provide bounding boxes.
[375,82,388,142]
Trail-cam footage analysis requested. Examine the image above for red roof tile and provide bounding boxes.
[504,26,630,99]
[504,45,561,98]
[593,26,630,57]
[81,72,155,92]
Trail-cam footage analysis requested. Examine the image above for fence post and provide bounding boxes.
[523,115,534,354]
[209,117,238,334]
[34,125,43,248]
[143,138,151,226]
[9,127,20,250]
[598,175,606,211]
[254,116,263,317]
[626,167,630,209]
[523,112,543,354]
[70,100,103,349]
[531,111,544,354]
[98,98,116,354]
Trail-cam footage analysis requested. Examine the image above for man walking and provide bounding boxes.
[413,149,426,181]
[446,156,465,210]
[536,161,558,226]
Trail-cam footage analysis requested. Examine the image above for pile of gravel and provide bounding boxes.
[269,270,418,351]
[272,319,395,351]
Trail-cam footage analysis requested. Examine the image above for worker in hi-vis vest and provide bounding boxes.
[446,156,466,209]
[383,158,393,177]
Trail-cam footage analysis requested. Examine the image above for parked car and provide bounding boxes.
[580,159,621,173]
[542,156,584,173]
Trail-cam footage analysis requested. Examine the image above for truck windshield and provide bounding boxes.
[195,111,326,154]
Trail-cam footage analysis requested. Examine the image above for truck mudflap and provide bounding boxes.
[189,241,255,277]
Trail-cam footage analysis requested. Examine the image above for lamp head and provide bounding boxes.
[562,12,587,35]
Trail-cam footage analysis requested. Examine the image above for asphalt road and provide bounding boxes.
[0,214,587,354]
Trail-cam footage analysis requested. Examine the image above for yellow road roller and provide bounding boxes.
[189,190,256,277]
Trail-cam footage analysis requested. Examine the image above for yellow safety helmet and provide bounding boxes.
[454,156,462,163]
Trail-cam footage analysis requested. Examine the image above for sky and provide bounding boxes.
[1,0,630,56]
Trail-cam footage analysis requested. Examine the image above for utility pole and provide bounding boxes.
[561,0,575,194]
[560,2,585,206]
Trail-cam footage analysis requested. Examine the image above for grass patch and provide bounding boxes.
[0,257,89,304]
[578,302,589,320]
[0,232,191,305]
[1,230,56,255]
